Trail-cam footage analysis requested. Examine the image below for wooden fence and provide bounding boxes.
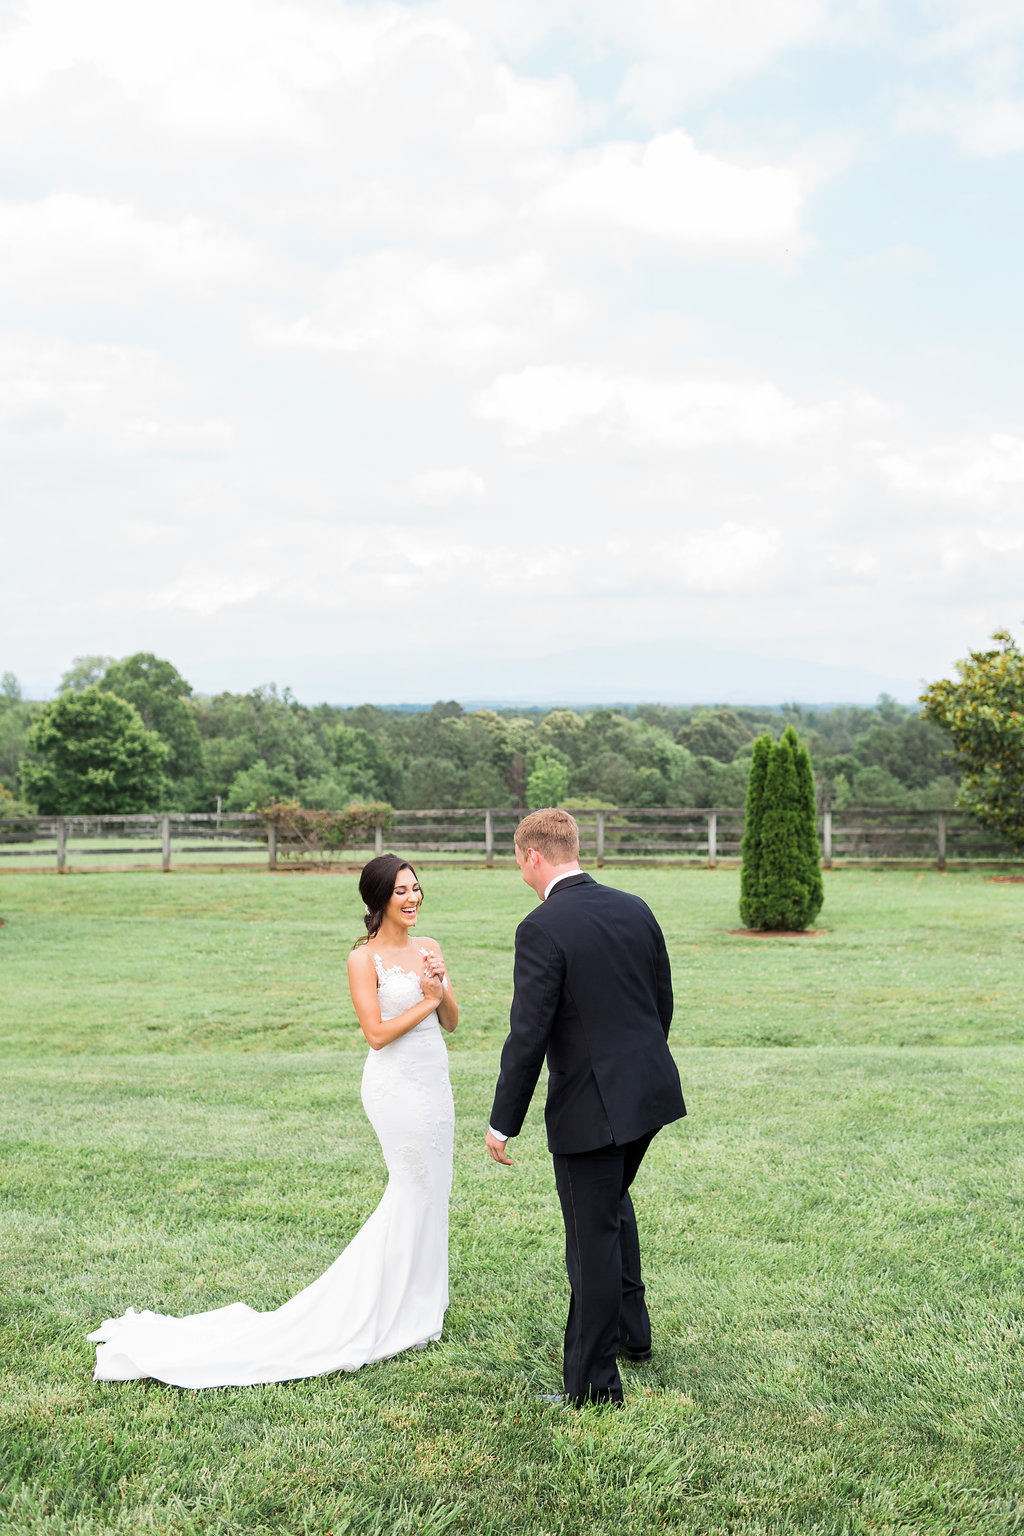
[0,806,1015,871]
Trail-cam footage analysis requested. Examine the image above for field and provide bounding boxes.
[1,867,1023,1535]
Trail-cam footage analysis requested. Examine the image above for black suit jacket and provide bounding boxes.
[490,873,686,1155]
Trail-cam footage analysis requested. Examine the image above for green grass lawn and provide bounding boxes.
[2,868,1023,1534]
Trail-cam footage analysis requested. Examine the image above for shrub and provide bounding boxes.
[791,726,825,920]
[0,782,31,817]
[259,799,394,865]
[739,734,771,927]
[740,726,823,931]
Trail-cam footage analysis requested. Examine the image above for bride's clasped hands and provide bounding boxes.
[88,853,457,1389]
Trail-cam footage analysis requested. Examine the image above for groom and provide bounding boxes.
[485,808,686,1407]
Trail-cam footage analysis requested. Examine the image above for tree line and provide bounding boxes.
[0,649,964,821]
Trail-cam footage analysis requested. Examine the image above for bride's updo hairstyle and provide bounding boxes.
[354,853,422,947]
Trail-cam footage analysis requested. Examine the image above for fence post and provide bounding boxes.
[374,822,384,857]
[822,809,832,869]
[56,817,67,874]
[268,822,277,870]
[937,811,947,870]
[596,810,605,868]
[485,809,494,868]
[707,811,717,868]
[161,815,171,872]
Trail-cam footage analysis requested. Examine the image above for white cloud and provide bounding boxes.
[918,0,1024,58]
[472,64,585,149]
[899,89,1024,155]
[475,365,840,449]
[0,0,359,142]
[533,131,804,249]
[654,522,783,589]
[956,96,1024,155]
[0,0,586,163]
[446,0,833,122]
[0,194,259,301]
[0,336,151,422]
[0,335,232,460]
[876,433,1024,501]
[148,572,274,618]
[263,249,586,365]
[120,418,234,459]
[264,525,786,606]
[896,0,1024,155]
[405,467,487,508]
[612,0,831,122]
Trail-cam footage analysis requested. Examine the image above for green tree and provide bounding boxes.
[571,712,687,806]
[59,656,115,692]
[739,733,771,927]
[196,685,333,805]
[333,723,401,803]
[678,753,750,809]
[224,762,296,811]
[20,688,168,813]
[0,674,31,797]
[535,709,585,765]
[920,629,1024,848]
[815,753,857,810]
[100,653,206,808]
[791,725,825,920]
[854,715,950,790]
[849,765,909,807]
[401,756,461,808]
[460,761,512,807]
[526,754,570,809]
[676,707,753,763]
[740,727,822,931]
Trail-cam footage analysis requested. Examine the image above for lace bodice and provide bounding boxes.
[372,950,443,1026]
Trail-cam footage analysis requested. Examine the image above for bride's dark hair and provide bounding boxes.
[354,854,422,947]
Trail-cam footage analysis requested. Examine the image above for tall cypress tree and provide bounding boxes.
[757,730,802,929]
[740,726,824,931]
[788,725,824,925]
[739,733,772,928]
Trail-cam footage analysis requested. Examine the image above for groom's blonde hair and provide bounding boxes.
[514,808,579,864]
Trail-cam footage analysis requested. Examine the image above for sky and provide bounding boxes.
[2,0,1023,705]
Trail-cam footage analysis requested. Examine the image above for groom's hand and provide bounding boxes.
[485,1131,513,1165]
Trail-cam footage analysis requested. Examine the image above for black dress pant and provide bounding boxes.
[551,1129,657,1405]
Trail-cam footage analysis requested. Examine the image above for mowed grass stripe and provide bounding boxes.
[1,867,1022,1053]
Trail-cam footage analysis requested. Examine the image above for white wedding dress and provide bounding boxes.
[89,954,454,1387]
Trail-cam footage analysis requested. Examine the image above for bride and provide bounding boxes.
[89,854,457,1387]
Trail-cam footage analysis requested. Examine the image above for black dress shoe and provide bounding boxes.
[619,1345,652,1363]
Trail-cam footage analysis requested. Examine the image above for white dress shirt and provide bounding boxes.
[489,866,583,1142]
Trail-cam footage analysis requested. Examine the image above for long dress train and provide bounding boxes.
[88,957,454,1387]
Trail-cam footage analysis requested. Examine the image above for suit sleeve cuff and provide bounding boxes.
[488,1125,511,1142]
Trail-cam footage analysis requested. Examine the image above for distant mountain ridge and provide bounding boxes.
[253,637,921,709]
[26,638,923,708]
